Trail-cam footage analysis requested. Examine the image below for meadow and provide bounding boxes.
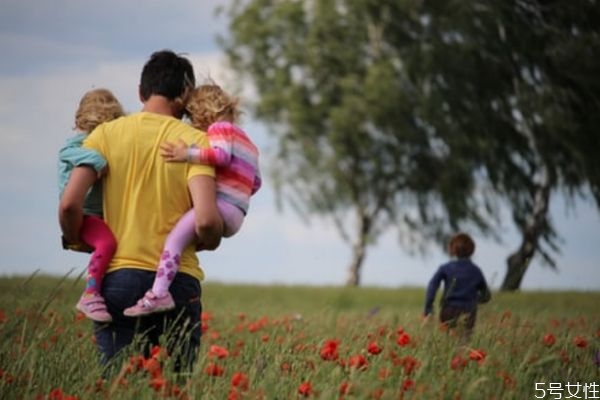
[0,274,598,399]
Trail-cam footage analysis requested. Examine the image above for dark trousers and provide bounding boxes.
[440,305,477,337]
[93,269,202,375]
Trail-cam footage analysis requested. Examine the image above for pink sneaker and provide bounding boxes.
[76,293,112,323]
[123,290,175,317]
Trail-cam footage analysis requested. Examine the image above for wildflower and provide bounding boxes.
[231,372,249,391]
[402,378,415,391]
[542,333,556,347]
[142,357,162,378]
[497,371,516,389]
[378,367,391,380]
[348,354,369,370]
[320,339,340,361]
[573,336,588,348]
[339,381,353,396]
[450,355,468,371]
[149,376,167,392]
[208,345,230,359]
[396,332,411,347]
[468,349,486,363]
[298,381,313,397]
[205,362,225,377]
[367,341,382,355]
[397,356,420,375]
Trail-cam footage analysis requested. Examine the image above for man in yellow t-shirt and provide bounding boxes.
[59,50,223,373]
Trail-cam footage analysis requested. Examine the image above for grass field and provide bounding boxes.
[0,274,598,399]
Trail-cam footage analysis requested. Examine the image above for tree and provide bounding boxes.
[218,0,600,288]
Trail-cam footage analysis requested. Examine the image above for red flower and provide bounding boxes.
[149,377,167,392]
[204,363,225,377]
[320,339,340,361]
[450,355,468,371]
[469,349,486,363]
[542,333,556,347]
[339,381,353,395]
[396,333,411,347]
[348,354,369,370]
[402,378,415,391]
[142,358,162,378]
[367,341,382,355]
[231,372,249,391]
[573,336,588,348]
[399,356,420,375]
[208,345,230,359]
[298,381,313,397]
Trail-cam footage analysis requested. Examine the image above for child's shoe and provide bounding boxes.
[123,290,175,317]
[76,293,112,322]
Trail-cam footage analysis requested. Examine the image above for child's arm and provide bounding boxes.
[477,279,492,304]
[160,123,234,166]
[252,168,262,195]
[424,268,444,316]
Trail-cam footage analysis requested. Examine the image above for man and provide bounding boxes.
[59,50,223,372]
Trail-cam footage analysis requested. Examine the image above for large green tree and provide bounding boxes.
[218,0,600,288]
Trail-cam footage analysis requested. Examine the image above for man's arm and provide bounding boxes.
[187,175,223,250]
[59,166,97,244]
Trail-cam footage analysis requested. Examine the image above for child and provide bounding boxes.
[124,82,262,317]
[423,232,491,337]
[58,88,124,322]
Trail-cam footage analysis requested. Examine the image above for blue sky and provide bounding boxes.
[1,0,599,291]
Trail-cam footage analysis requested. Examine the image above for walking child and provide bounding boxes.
[124,82,261,316]
[58,88,124,322]
[423,232,491,338]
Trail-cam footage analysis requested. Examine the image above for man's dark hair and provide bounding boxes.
[139,50,195,101]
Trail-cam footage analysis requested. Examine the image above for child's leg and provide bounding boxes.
[79,215,117,295]
[151,210,197,297]
[218,200,245,238]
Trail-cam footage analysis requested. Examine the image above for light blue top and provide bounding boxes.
[57,132,107,217]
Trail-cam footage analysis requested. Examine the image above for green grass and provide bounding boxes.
[0,274,598,399]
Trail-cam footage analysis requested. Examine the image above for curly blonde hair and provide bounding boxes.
[75,88,125,133]
[185,83,240,131]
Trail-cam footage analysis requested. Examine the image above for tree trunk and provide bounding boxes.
[500,180,551,291]
[345,214,371,286]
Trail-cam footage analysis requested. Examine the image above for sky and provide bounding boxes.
[0,0,599,292]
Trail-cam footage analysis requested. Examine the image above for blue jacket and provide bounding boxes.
[424,258,491,315]
[57,133,107,217]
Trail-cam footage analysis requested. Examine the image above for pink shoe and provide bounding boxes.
[76,293,112,323]
[123,290,175,317]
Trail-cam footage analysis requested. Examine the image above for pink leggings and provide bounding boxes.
[80,215,117,294]
[151,200,244,296]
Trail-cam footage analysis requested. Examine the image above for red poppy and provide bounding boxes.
[208,345,230,359]
[468,349,486,362]
[573,336,588,348]
[320,339,340,361]
[542,333,556,347]
[402,378,415,391]
[142,358,162,378]
[348,354,369,370]
[367,341,382,355]
[149,376,167,392]
[339,381,353,395]
[396,333,411,347]
[298,381,313,397]
[450,355,468,371]
[231,372,249,391]
[205,363,225,377]
[399,356,420,375]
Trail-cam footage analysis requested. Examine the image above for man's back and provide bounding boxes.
[84,111,214,280]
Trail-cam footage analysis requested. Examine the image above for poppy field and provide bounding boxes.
[0,275,598,399]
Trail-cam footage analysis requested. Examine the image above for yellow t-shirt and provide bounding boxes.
[83,112,215,281]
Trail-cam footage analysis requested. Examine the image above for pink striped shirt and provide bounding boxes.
[188,121,261,214]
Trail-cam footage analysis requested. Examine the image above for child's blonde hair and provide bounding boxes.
[185,83,240,131]
[75,88,125,133]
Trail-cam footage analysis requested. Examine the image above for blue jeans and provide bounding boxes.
[94,269,202,374]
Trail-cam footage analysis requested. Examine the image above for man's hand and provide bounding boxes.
[160,139,189,162]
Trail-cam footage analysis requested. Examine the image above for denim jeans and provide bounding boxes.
[93,269,201,374]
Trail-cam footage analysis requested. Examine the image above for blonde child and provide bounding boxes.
[58,88,124,322]
[124,83,261,316]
